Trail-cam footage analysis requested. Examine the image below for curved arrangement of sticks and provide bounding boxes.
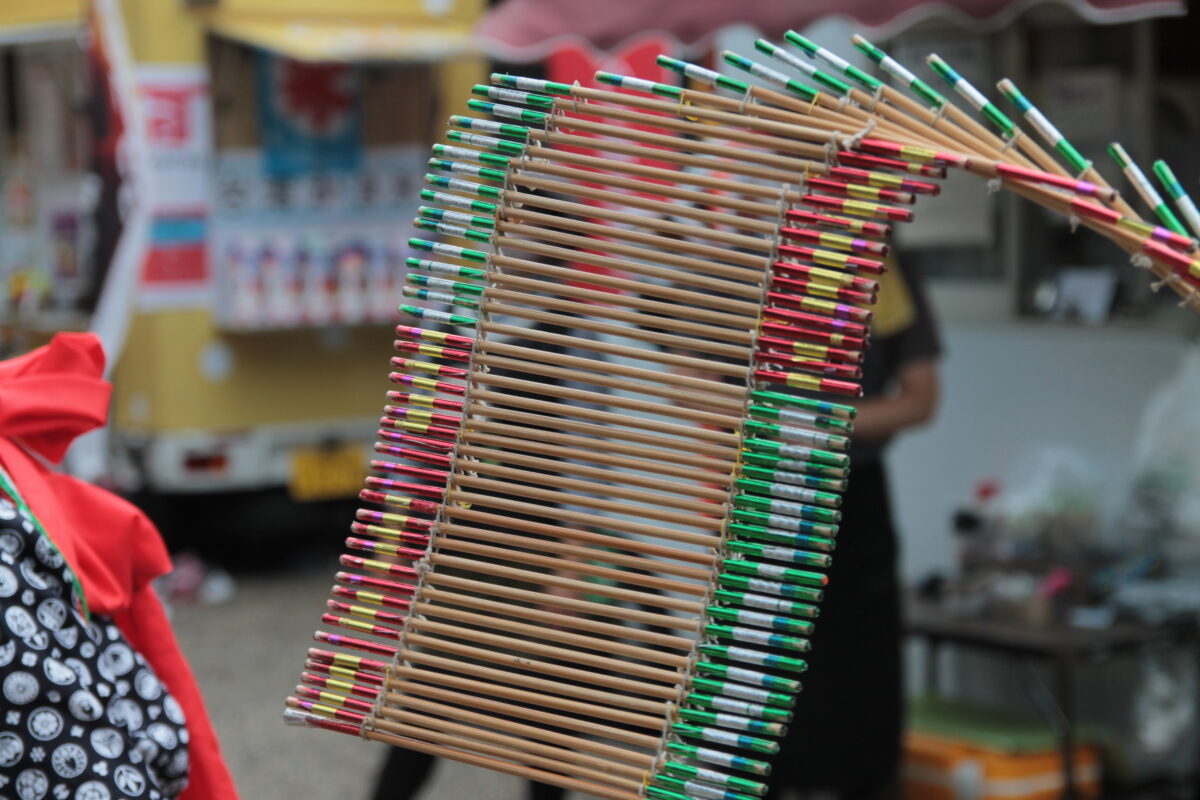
[283,33,1198,800]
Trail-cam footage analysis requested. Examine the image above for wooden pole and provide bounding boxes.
[404,631,686,699]
[466,371,743,432]
[426,573,699,634]
[460,430,735,489]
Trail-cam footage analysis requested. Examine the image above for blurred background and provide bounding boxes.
[1,0,1200,798]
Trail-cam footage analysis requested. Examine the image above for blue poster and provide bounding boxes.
[255,52,362,179]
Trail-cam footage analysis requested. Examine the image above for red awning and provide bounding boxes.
[476,0,1184,61]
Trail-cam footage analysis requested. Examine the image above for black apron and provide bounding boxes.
[0,484,190,800]
[766,462,903,799]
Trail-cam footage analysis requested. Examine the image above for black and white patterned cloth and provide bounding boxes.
[0,498,189,800]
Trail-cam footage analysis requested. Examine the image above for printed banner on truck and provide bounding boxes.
[136,65,213,310]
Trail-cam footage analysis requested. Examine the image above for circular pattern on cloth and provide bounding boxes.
[0,499,189,800]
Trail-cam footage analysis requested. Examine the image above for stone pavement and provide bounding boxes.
[169,567,553,800]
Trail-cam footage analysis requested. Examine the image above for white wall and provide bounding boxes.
[886,312,1194,582]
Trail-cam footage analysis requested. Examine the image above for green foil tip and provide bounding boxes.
[1108,142,1131,167]
[783,30,818,55]
[852,34,885,63]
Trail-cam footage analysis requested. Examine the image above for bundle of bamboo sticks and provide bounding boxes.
[284,34,1198,800]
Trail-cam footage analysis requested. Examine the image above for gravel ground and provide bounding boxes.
[169,566,552,800]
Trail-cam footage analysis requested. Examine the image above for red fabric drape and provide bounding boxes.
[0,332,237,800]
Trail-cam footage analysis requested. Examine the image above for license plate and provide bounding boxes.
[288,443,367,502]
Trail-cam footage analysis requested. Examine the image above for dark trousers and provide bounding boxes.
[764,461,903,800]
[370,746,566,800]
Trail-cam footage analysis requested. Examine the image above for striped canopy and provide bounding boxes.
[475,0,1185,61]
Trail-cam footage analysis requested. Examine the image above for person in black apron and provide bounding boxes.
[767,256,942,800]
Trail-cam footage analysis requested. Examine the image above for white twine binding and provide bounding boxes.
[846,118,877,151]
[866,84,884,113]
[1131,253,1154,271]
[836,94,851,113]
[571,80,582,115]
[999,130,1022,154]
[824,131,842,167]
[360,706,377,738]
[1179,282,1200,308]
[930,102,948,125]
[648,693,680,793]
[738,89,753,114]
[986,178,1003,194]
[1068,213,1081,233]
[1075,160,1094,180]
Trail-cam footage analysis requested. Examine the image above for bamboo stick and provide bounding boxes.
[568,78,958,171]
[434,535,709,595]
[297,706,638,799]
[498,206,882,277]
[521,142,890,230]
[517,160,782,226]
[494,226,764,299]
[477,316,748,383]
[487,268,759,331]
[477,321,751,381]
[638,76,1007,179]
[465,395,736,465]
[461,406,736,466]
[421,583,696,646]
[516,78,906,174]
[758,72,1196,297]
[384,679,665,749]
[464,403,733,459]
[446,488,721,551]
[437,522,711,583]
[426,573,697,634]
[375,711,647,778]
[452,460,726,518]
[453,473,727,530]
[549,89,881,159]
[482,291,754,356]
[499,201,768,271]
[401,647,675,714]
[548,106,833,170]
[428,553,706,615]
[472,352,746,416]
[392,665,666,730]
[500,186,772,257]
[456,441,730,501]
[491,245,764,316]
[370,713,645,790]
[412,601,691,667]
[1004,178,1200,304]
[377,689,657,764]
[475,340,748,399]
[509,168,776,234]
[501,172,888,278]
[467,372,741,432]
[550,83,962,184]
[460,430,734,489]
[466,388,739,448]
[404,631,683,700]
[524,127,857,199]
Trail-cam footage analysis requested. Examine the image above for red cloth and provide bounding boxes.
[0,332,238,800]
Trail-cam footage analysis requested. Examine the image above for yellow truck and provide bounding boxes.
[0,0,483,508]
